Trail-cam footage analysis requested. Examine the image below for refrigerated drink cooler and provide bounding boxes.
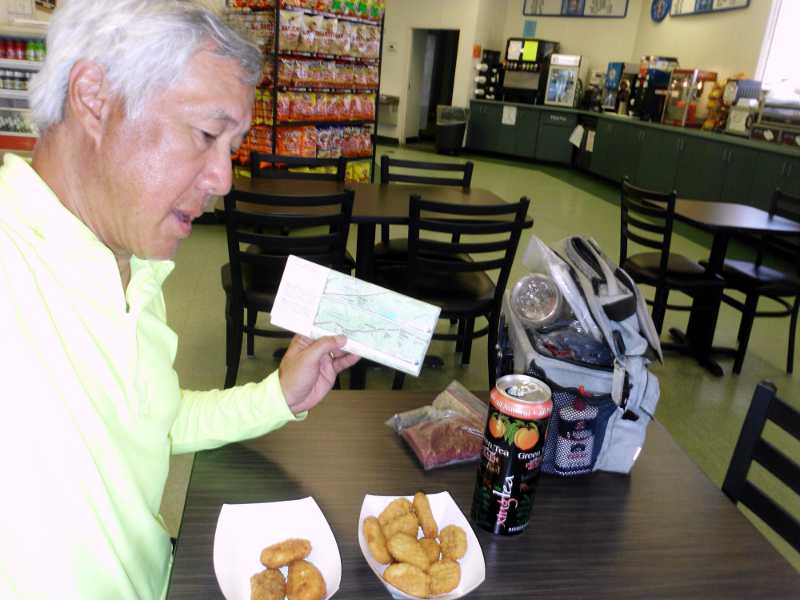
[544,54,582,108]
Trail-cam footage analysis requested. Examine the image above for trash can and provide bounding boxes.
[435,105,469,155]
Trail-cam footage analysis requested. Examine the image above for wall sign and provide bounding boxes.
[651,0,671,22]
[523,0,629,18]
[671,0,749,17]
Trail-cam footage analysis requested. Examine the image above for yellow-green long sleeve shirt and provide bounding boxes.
[0,154,302,599]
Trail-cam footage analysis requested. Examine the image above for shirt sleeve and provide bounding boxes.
[169,370,306,454]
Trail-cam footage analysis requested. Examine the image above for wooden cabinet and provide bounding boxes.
[749,152,800,210]
[512,107,540,159]
[535,111,578,165]
[634,129,681,192]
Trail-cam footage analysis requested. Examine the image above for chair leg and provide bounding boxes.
[650,287,669,336]
[733,293,759,375]
[225,306,244,389]
[380,224,390,244]
[460,317,475,365]
[392,371,405,390]
[787,295,799,375]
[455,319,465,353]
[487,313,500,389]
[246,309,257,357]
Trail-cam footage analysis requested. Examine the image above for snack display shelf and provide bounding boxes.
[283,7,382,26]
[226,0,384,182]
[0,58,42,71]
[0,132,37,151]
[276,119,373,126]
[278,50,378,64]
[0,89,29,100]
[274,85,378,94]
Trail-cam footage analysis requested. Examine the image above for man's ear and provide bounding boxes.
[66,60,113,146]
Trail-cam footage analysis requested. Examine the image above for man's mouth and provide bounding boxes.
[173,210,195,236]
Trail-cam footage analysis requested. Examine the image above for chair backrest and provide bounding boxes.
[223,190,354,298]
[380,155,473,188]
[755,188,800,269]
[250,153,347,181]
[619,177,678,279]
[406,194,530,306]
[722,381,800,552]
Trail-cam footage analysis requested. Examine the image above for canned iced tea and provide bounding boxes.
[471,374,553,535]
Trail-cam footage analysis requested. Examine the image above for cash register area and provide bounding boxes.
[160,142,799,570]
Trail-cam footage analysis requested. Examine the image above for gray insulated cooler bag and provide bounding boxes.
[496,235,663,475]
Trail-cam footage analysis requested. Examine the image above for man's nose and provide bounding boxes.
[200,145,233,197]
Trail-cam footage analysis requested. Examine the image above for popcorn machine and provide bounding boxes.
[661,69,718,128]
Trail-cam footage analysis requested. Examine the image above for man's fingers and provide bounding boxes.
[333,352,361,372]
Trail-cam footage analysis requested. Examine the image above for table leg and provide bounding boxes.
[349,223,377,389]
[669,231,729,376]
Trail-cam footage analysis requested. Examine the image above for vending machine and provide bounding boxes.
[661,69,718,127]
[601,62,637,113]
[628,56,679,121]
[544,54,582,107]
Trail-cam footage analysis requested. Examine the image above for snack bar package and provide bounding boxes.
[385,381,488,470]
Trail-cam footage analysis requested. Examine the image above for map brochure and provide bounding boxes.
[270,255,442,377]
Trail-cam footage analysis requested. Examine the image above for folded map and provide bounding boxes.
[271,255,442,376]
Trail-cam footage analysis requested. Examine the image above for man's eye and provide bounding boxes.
[201,130,219,143]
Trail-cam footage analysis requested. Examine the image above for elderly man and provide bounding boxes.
[0,0,359,597]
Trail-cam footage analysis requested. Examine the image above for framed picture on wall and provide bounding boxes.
[671,0,749,17]
[523,0,629,18]
[35,0,57,12]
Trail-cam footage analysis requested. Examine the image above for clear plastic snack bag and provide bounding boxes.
[385,381,488,470]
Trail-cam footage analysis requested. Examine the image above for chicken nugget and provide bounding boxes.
[419,537,440,564]
[250,568,286,600]
[363,516,391,564]
[386,532,431,572]
[381,512,420,539]
[260,538,312,569]
[383,562,430,599]
[378,497,413,528]
[439,525,467,560]
[287,559,326,600]
[429,559,461,595]
[413,492,438,539]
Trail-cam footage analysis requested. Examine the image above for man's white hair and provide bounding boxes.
[30,0,263,133]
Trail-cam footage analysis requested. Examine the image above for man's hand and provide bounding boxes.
[278,335,361,414]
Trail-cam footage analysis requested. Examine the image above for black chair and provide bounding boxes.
[376,155,474,259]
[250,153,347,181]
[722,381,800,553]
[220,189,354,388]
[619,178,723,336]
[715,189,800,374]
[374,194,530,389]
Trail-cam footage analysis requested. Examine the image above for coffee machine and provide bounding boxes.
[722,78,761,136]
[602,62,637,113]
[628,56,679,121]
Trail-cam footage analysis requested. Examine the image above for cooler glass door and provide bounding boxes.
[545,66,578,107]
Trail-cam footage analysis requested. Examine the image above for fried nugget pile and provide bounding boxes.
[251,538,326,600]
[363,492,468,598]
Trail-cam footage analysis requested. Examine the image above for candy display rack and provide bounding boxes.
[225,0,384,183]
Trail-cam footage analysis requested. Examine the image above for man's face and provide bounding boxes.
[96,50,253,260]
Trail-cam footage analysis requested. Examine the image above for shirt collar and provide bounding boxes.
[1,153,176,310]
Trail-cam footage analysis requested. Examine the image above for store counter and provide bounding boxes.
[467,99,800,211]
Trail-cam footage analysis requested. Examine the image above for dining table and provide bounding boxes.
[167,390,799,599]
[670,198,800,376]
[222,178,534,388]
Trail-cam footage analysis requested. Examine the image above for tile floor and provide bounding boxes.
[161,143,800,572]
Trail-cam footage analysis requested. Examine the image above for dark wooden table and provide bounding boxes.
[225,179,533,388]
[670,199,800,375]
[167,391,798,599]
